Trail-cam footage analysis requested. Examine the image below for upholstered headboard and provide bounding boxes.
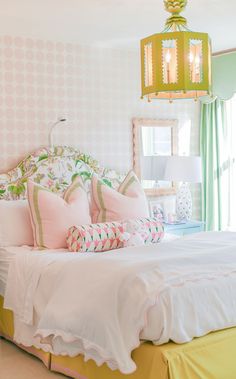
[0,146,125,200]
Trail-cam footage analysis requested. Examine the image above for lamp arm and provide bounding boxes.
[48,119,66,147]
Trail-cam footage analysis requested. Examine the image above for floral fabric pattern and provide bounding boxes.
[0,145,124,200]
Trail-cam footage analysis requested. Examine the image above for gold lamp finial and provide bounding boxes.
[164,0,187,14]
[164,0,187,28]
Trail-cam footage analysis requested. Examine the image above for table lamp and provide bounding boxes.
[141,155,169,185]
[164,156,202,220]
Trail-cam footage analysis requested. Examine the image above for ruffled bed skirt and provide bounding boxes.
[1,295,236,379]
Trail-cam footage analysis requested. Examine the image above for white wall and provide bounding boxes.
[0,36,201,218]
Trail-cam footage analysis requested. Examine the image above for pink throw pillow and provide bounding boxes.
[0,200,34,247]
[91,171,149,223]
[27,177,91,249]
[67,222,124,253]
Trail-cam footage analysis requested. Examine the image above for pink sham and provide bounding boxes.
[27,177,91,249]
[91,171,149,223]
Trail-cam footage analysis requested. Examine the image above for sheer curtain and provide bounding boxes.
[200,94,236,231]
[227,94,236,229]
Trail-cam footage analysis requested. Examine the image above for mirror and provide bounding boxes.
[133,118,178,196]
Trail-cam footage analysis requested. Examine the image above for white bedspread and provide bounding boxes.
[4,232,236,374]
[0,246,32,297]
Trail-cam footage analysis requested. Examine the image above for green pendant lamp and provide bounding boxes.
[141,0,212,102]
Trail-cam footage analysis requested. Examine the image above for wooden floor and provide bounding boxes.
[0,338,70,379]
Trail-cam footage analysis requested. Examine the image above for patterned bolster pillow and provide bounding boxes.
[67,218,164,253]
[67,222,124,253]
[123,217,164,244]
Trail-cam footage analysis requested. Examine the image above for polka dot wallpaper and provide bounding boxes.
[0,35,201,217]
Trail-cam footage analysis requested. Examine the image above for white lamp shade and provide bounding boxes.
[164,156,202,183]
[141,156,169,180]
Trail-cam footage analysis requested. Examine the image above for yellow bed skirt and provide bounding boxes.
[0,295,51,368]
[1,294,236,379]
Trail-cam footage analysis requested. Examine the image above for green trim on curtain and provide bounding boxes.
[200,99,229,231]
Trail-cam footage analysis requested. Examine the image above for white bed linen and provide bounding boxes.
[0,248,10,296]
[0,234,177,297]
[4,232,236,374]
[0,247,32,296]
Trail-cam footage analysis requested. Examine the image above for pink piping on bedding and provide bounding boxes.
[51,362,88,379]
[0,331,50,368]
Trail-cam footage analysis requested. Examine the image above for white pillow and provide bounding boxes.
[0,200,34,247]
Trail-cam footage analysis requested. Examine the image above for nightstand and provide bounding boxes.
[164,220,204,236]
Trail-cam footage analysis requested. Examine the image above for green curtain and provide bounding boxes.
[200,99,229,231]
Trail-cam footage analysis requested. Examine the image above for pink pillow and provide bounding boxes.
[0,200,33,247]
[27,177,91,249]
[91,170,149,223]
[67,222,124,253]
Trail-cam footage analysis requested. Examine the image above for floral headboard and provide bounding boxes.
[0,146,125,200]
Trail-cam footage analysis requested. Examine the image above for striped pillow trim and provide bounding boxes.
[92,171,146,223]
[96,180,107,222]
[64,179,85,203]
[28,177,86,249]
[119,175,136,195]
[28,183,51,248]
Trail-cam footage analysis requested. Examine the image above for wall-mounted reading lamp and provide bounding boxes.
[48,118,68,147]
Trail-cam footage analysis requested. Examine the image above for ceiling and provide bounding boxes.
[0,0,235,52]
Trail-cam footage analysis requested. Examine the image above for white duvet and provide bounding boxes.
[4,232,236,374]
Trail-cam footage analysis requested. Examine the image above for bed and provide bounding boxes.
[1,146,236,379]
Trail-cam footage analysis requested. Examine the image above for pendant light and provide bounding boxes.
[140,0,212,102]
